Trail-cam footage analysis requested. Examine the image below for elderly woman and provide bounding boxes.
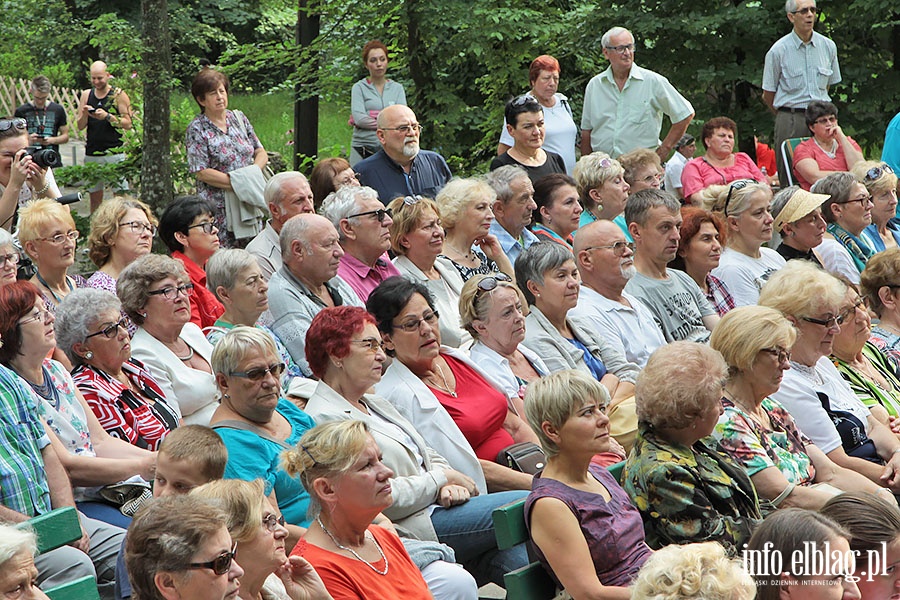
[497,54,578,174]
[670,207,735,316]
[854,161,900,251]
[700,180,785,306]
[192,479,333,600]
[285,421,434,599]
[309,157,358,212]
[624,342,761,551]
[793,101,864,191]
[619,148,663,194]
[530,173,582,247]
[159,195,224,329]
[119,253,218,425]
[662,134,697,200]
[0,525,50,600]
[524,370,652,597]
[350,40,406,165]
[86,196,157,294]
[631,542,754,600]
[435,177,513,281]
[0,116,61,231]
[17,198,84,311]
[747,509,860,600]
[0,227,18,286]
[303,306,525,591]
[573,152,631,238]
[387,194,468,348]
[185,68,268,247]
[56,288,178,450]
[812,172,875,282]
[862,248,900,367]
[711,305,889,511]
[490,96,566,182]
[759,260,900,493]
[370,277,536,491]
[204,248,301,386]
[770,185,829,265]
[680,117,765,205]
[0,281,156,528]
[208,327,314,544]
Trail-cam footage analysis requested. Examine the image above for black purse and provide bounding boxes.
[497,442,546,474]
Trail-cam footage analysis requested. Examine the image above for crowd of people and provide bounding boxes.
[7,2,900,598]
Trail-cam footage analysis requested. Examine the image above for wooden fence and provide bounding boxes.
[0,76,85,140]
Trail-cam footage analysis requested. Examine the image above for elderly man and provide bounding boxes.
[763,0,840,185]
[246,171,316,280]
[14,75,69,157]
[624,189,719,343]
[580,27,694,161]
[484,165,539,265]
[268,214,363,375]
[320,185,402,302]
[571,220,666,368]
[354,104,452,203]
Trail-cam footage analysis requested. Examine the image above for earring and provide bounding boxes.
[223,393,230,400]
[84,351,93,360]
[139,312,148,318]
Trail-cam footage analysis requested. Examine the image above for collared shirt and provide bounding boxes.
[705,273,736,317]
[581,64,694,158]
[762,30,841,109]
[172,250,224,329]
[489,221,539,266]
[0,364,52,517]
[468,341,549,400]
[245,220,282,280]
[337,251,402,303]
[355,149,452,204]
[531,223,573,248]
[776,242,823,266]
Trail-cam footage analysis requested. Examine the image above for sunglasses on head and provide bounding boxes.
[476,273,512,296]
[723,179,756,217]
[864,164,894,184]
[0,118,26,133]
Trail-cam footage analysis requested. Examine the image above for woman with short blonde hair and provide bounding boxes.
[853,160,900,252]
[631,542,755,600]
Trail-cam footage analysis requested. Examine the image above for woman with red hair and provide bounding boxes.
[670,207,735,316]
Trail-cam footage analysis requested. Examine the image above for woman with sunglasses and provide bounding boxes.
[700,179,785,307]
[0,116,61,231]
[670,207,735,316]
[57,288,178,451]
[119,254,218,425]
[793,101,864,191]
[853,161,900,252]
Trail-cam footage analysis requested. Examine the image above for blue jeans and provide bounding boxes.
[77,500,132,529]
[430,490,529,587]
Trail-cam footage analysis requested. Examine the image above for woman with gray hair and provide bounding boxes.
[573,152,631,237]
[57,288,178,450]
[0,226,18,287]
[0,525,49,600]
[813,171,876,282]
[119,253,217,425]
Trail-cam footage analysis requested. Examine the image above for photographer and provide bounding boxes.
[14,75,70,155]
[0,117,61,231]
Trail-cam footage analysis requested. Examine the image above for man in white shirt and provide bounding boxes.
[663,134,695,199]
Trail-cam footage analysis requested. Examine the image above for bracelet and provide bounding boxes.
[771,482,795,507]
[35,181,51,197]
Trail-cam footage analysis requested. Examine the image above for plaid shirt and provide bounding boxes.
[706,273,736,317]
[0,364,52,516]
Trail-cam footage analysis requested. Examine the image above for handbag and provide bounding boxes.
[97,481,153,517]
[497,442,546,474]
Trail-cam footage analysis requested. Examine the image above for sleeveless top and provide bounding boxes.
[86,87,123,155]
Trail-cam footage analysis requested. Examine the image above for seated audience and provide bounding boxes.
[702,180,785,306]
[158,195,224,329]
[630,542,755,600]
[662,134,696,199]
[484,165,540,265]
[0,525,49,600]
[624,342,761,550]
[387,194,469,348]
[669,207,735,316]
[793,101,864,191]
[119,254,218,425]
[619,147,663,193]
[490,96,566,182]
[530,173,582,247]
[573,152,631,238]
[854,161,900,252]
[0,227,18,287]
[861,248,900,368]
[812,171,875,282]
[435,177,514,280]
[680,117,765,205]
[711,305,888,510]
[309,157,358,212]
[523,370,652,597]
[770,185,829,265]
[57,288,178,450]
[303,306,526,591]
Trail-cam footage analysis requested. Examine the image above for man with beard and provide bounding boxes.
[355,105,452,204]
[571,220,665,368]
[14,75,69,155]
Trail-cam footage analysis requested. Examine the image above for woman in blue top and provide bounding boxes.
[350,40,407,165]
[531,173,582,248]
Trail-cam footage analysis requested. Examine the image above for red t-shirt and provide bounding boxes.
[792,136,863,190]
[428,354,513,462]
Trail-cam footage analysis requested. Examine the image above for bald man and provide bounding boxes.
[77,61,132,211]
[354,104,452,203]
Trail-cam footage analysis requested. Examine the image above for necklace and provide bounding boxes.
[723,388,769,429]
[176,345,194,361]
[446,242,474,261]
[316,516,388,575]
[34,271,73,305]
[427,361,458,398]
[814,138,838,159]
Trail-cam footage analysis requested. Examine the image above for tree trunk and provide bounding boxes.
[295,0,319,172]
[141,0,172,212]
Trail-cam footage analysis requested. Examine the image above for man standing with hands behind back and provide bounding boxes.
[77,61,132,212]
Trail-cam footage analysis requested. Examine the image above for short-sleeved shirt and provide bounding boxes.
[499,93,578,174]
[624,269,716,343]
[882,112,900,175]
[680,153,766,199]
[762,30,841,109]
[704,273,736,317]
[792,136,863,190]
[355,149,452,204]
[664,150,688,193]
[711,247,786,307]
[14,101,68,154]
[489,150,566,184]
[32,359,94,456]
[869,326,900,372]
[489,221,539,266]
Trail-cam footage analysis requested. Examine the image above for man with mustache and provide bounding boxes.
[355,105,452,204]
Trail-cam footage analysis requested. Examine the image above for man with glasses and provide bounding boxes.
[355,104,452,203]
[763,0,841,186]
[571,220,665,368]
[14,75,69,156]
[580,26,694,161]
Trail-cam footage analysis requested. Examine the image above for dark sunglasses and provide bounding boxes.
[476,273,513,295]
[347,208,392,223]
[723,179,756,217]
[187,542,237,576]
[864,164,894,184]
[231,362,286,381]
[0,118,27,133]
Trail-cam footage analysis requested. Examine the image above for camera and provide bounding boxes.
[24,146,62,169]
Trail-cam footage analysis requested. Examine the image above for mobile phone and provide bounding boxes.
[87,106,96,112]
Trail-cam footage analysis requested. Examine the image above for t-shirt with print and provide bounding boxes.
[624,269,715,343]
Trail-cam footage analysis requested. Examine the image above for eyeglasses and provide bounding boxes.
[840,193,873,207]
[0,118,26,133]
[724,179,755,217]
[18,306,52,326]
[605,43,635,54]
[119,221,157,236]
[641,172,663,185]
[263,513,286,532]
[379,123,423,135]
[790,5,818,14]
[403,195,423,206]
[582,241,635,256]
[187,221,217,235]
[231,362,286,381]
[837,297,866,322]
[801,313,844,328]
[188,542,237,576]
[476,273,513,296]
[0,252,19,266]
[85,317,129,340]
[814,116,837,126]
[864,164,894,184]
[350,338,385,353]
[37,230,79,245]
[347,208,392,223]
[147,283,194,300]
[760,346,792,363]
[393,310,439,333]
